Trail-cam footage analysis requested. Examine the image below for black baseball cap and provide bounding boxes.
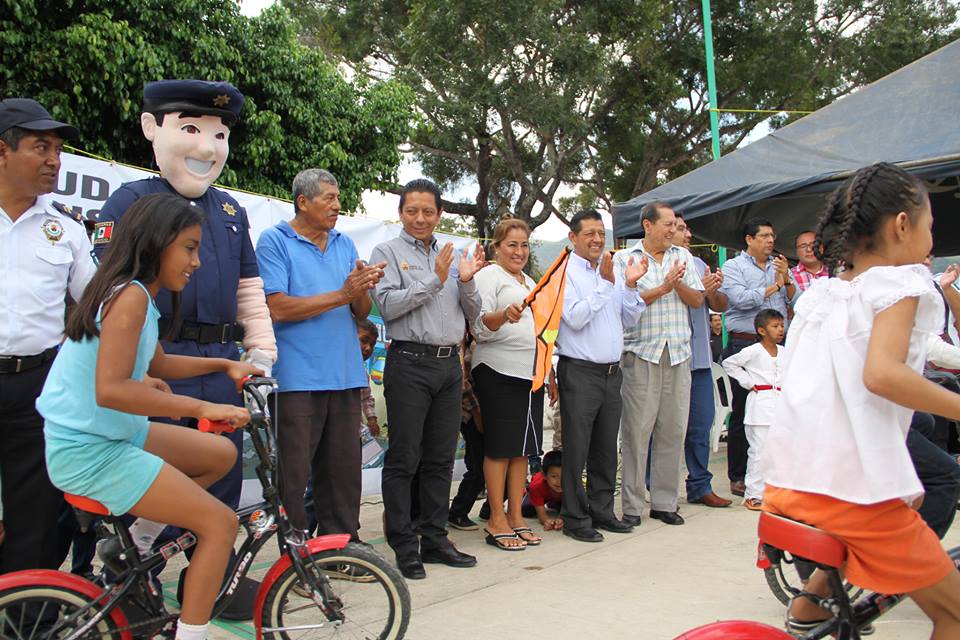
[0,98,79,139]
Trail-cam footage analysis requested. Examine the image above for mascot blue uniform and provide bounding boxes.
[94,80,276,620]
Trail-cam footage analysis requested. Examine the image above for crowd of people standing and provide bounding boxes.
[5,83,960,639]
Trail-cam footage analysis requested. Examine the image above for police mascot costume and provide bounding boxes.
[95,80,276,620]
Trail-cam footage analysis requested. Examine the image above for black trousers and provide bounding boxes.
[0,360,66,573]
[721,337,753,482]
[381,346,462,556]
[448,417,485,520]
[276,389,362,539]
[557,358,621,529]
[910,411,960,539]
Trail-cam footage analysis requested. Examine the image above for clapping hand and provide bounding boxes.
[702,266,724,294]
[624,255,649,288]
[434,243,455,282]
[663,259,685,291]
[458,242,486,282]
[941,264,960,289]
[599,251,615,283]
[773,254,790,279]
[343,260,386,299]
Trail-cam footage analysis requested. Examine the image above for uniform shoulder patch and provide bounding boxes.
[52,201,85,226]
[93,221,114,245]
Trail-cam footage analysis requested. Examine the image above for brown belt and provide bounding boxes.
[728,331,758,341]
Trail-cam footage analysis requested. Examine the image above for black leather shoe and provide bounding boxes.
[649,510,685,525]
[421,544,477,568]
[396,554,426,580]
[593,518,635,533]
[622,514,642,527]
[562,526,604,543]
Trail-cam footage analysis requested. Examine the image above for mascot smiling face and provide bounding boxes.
[138,80,243,199]
[141,111,230,199]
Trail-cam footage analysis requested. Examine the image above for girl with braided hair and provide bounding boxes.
[761,162,960,637]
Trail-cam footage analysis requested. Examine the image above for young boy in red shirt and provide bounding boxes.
[522,450,563,530]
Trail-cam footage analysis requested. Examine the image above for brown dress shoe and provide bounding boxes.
[689,491,733,508]
[730,480,746,497]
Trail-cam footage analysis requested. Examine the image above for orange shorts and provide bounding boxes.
[763,485,955,594]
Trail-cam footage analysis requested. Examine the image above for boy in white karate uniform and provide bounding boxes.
[721,309,785,509]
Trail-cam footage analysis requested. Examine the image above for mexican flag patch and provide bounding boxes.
[93,221,113,245]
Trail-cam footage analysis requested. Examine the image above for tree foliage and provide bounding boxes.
[286,0,957,234]
[0,0,414,208]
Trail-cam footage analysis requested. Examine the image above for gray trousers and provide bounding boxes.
[557,357,622,529]
[620,346,691,514]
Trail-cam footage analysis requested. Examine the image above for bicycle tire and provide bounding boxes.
[763,555,863,606]
[0,583,122,640]
[260,542,410,640]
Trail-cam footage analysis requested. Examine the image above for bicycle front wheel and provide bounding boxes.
[0,583,121,640]
[260,542,411,640]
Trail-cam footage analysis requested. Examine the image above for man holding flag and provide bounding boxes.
[543,209,648,543]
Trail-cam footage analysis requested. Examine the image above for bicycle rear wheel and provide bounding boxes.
[0,583,122,640]
[764,553,863,606]
[260,542,410,640]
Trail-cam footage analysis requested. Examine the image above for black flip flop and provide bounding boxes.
[485,530,526,551]
[513,527,542,546]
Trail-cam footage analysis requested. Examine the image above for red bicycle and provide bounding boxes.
[0,377,411,639]
[675,511,960,639]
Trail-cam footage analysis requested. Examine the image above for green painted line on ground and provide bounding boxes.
[160,585,256,639]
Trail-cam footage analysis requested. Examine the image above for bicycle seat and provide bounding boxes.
[758,511,847,568]
[65,493,111,516]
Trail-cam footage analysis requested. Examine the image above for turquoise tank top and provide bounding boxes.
[38,280,160,442]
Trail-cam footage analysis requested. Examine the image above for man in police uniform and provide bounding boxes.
[0,98,96,574]
[94,81,276,618]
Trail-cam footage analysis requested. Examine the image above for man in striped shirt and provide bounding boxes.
[614,202,704,526]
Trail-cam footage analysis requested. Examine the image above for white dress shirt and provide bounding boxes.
[0,195,97,355]
[556,252,645,364]
[762,265,941,505]
[722,342,783,427]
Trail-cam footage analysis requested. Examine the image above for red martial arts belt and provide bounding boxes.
[753,385,782,391]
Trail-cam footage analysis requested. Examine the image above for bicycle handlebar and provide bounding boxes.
[197,418,235,434]
[197,376,278,434]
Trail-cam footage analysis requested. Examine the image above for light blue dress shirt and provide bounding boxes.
[556,252,646,364]
[719,252,798,334]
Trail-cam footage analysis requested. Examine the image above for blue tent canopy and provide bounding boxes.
[613,39,960,257]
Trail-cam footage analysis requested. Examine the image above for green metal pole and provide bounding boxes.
[702,0,722,164]
[702,0,728,346]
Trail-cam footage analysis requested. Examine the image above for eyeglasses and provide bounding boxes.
[796,242,815,251]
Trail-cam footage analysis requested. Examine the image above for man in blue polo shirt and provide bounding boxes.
[256,168,386,541]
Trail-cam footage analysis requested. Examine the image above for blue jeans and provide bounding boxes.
[684,368,716,501]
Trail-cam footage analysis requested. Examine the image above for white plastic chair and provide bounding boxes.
[710,361,733,452]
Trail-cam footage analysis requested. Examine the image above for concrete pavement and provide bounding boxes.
[166,447,951,639]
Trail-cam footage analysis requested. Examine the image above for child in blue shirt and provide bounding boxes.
[38,193,260,640]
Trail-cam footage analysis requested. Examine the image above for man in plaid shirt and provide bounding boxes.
[614,202,704,527]
[790,230,828,292]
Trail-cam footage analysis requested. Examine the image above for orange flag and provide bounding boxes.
[524,247,571,391]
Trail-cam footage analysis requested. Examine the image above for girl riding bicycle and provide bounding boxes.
[37,193,260,640]
[761,163,960,638]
